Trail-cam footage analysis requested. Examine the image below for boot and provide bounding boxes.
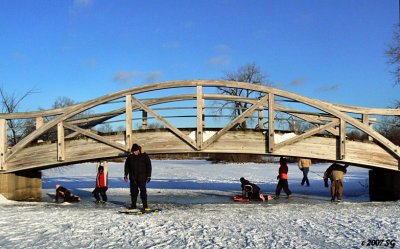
[130,197,137,209]
[142,198,148,210]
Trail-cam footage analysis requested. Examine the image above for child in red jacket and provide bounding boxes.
[92,165,108,203]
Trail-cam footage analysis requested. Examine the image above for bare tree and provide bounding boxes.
[218,63,271,129]
[52,96,76,109]
[386,24,400,86]
[0,86,38,145]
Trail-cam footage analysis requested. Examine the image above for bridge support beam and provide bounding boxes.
[369,169,400,201]
[0,171,42,201]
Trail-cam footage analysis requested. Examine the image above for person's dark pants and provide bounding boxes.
[130,179,147,207]
[301,168,310,186]
[331,180,343,201]
[93,187,108,202]
[275,179,292,196]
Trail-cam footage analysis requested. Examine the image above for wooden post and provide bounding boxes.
[57,122,65,161]
[142,111,148,130]
[362,114,374,142]
[0,119,6,171]
[126,95,133,151]
[36,116,44,143]
[258,106,264,129]
[197,85,203,149]
[339,119,346,160]
[268,93,275,153]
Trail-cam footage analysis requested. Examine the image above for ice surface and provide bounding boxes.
[0,160,398,248]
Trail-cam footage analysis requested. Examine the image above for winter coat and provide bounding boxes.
[124,152,152,182]
[96,171,108,188]
[240,179,261,193]
[323,163,347,181]
[279,163,289,180]
[298,159,312,169]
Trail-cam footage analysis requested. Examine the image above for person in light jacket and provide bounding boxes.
[323,163,349,202]
[298,158,312,186]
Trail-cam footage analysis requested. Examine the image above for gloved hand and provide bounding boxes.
[146,177,151,183]
[124,176,128,182]
[324,181,329,188]
[276,175,280,180]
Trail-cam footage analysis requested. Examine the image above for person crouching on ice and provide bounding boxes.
[124,144,152,209]
[55,184,80,203]
[240,177,266,201]
[92,165,108,203]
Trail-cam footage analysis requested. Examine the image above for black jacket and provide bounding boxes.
[124,152,152,181]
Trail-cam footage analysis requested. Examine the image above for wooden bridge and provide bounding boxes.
[0,80,399,200]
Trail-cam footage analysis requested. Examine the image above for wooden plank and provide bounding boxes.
[268,93,274,153]
[125,95,133,151]
[202,94,270,150]
[339,119,346,160]
[130,95,198,150]
[197,85,204,149]
[57,122,65,161]
[258,106,264,129]
[36,117,44,143]
[0,119,6,170]
[275,120,339,150]
[142,111,148,130]
[63,122,127,152]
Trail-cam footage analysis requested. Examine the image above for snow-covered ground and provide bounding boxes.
[0,160,399,248]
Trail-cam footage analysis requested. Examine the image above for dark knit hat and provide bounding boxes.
[131,144,140,151]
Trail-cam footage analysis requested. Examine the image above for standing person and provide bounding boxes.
[92,164,108,203]
[275,157,292,198]
[55,185,80,203]
[323,163,349,202]
[298,158,312,186]
[124,144,152,209]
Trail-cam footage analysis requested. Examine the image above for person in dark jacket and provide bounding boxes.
[240,177,265,201]
[92,165,108,203]
[55,184,80,203]
[124,144,152,209]
[275,157,292,198]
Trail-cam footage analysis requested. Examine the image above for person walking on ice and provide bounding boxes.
[298,158,312,186]
[124,144,152,210]
[323,162,349,202]
[275,157,292,198]
[92,162,108,203]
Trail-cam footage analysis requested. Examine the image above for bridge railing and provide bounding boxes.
[0,80,399,172]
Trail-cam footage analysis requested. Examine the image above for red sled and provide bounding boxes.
[233,195,250,202]
[233,194,273,202]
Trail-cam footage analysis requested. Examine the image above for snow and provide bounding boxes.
[0,160,399,248]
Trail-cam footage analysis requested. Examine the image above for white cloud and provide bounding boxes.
[289,78,306,87]
[112,71,141,85]
[207,56,231,67]
[73,0,94,8]
[316,84,340,92]
[144,71,162,83]
[83,59,97,68]
[162,42,180,49]
[112,70,163,85]
[214,44,231,53]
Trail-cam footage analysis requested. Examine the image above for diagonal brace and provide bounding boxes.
[202,94,270,150]
[130,95,198,150]
[274,120,340,150]
[63,123,127,152]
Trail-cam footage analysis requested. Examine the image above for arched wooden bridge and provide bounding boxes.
[1,80,399,173]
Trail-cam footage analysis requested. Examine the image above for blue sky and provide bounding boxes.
[0,0,399,112]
